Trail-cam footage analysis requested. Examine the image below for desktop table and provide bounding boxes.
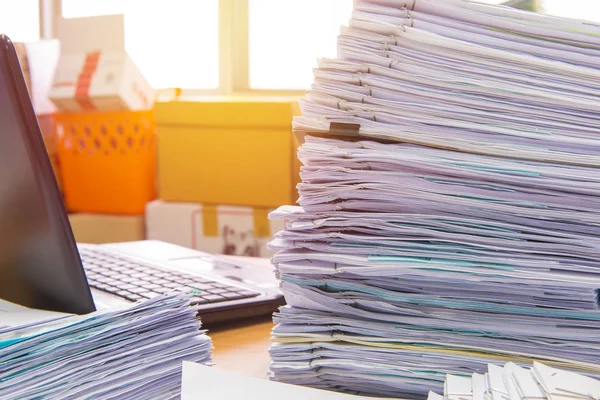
[205,255,277,378]
[209,315,274,378]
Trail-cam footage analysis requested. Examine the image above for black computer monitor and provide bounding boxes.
[0,35,95,314]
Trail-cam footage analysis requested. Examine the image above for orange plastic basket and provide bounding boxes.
[56,110,156,215]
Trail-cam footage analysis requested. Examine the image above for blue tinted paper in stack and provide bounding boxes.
[0,294,212,400]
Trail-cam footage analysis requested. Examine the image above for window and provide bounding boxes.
[123,0,219,89]
[62,0,219,90]
[63,0,547,93]
[540,0,600,21]
[61,0,353,93]
[0,0,39,42]
[248,0,353,90]
[61,0,123,18]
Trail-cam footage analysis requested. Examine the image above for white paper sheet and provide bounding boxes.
[181,361,380,400]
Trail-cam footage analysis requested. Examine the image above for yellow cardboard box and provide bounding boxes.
[68,214,145,244]
[156,97,300,208]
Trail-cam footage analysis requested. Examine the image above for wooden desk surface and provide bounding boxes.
[208,316,275,378]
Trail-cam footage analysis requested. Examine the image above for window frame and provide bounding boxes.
[48,0,306,96]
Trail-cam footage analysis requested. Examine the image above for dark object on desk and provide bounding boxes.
[0,35,284,323]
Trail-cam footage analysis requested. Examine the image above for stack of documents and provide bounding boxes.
[428,362,600,400]
[0,294,212,399]
[268,0,600,398]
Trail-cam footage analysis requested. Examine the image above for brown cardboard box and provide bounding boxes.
[68,214,145,244]
[49,51,155,112]
[156,98,301,208]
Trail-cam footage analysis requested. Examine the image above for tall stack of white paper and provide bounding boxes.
[268,0,600,398]
[0,294,212,399]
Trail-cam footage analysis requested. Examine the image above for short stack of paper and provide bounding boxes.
[0,294,212,399]
[428,362,600,400]
[268,0,600,398]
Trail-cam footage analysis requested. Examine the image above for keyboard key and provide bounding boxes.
[92,283,109,290]
[152,272,173,278]
[190,283,214,291]
[237,290,260,298]
[212,282,239,289]
[168,277,188,285]
[116,290,131,297]
[139,267,160,274]
[190,297,209,305]
[116,283,137,291]
[153,287,172,294]
[131,272,151,279]
[112,261,128,267]
[102,269,121,278]
[110,274,130,281]
[103,286,119,294]
[221,292,247,300]
[124,293,143,302]
[138,291,160,299]
[202,294,228,303]
[192,277,212,284]
[140,283,161,290]
[207,288,227,294]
